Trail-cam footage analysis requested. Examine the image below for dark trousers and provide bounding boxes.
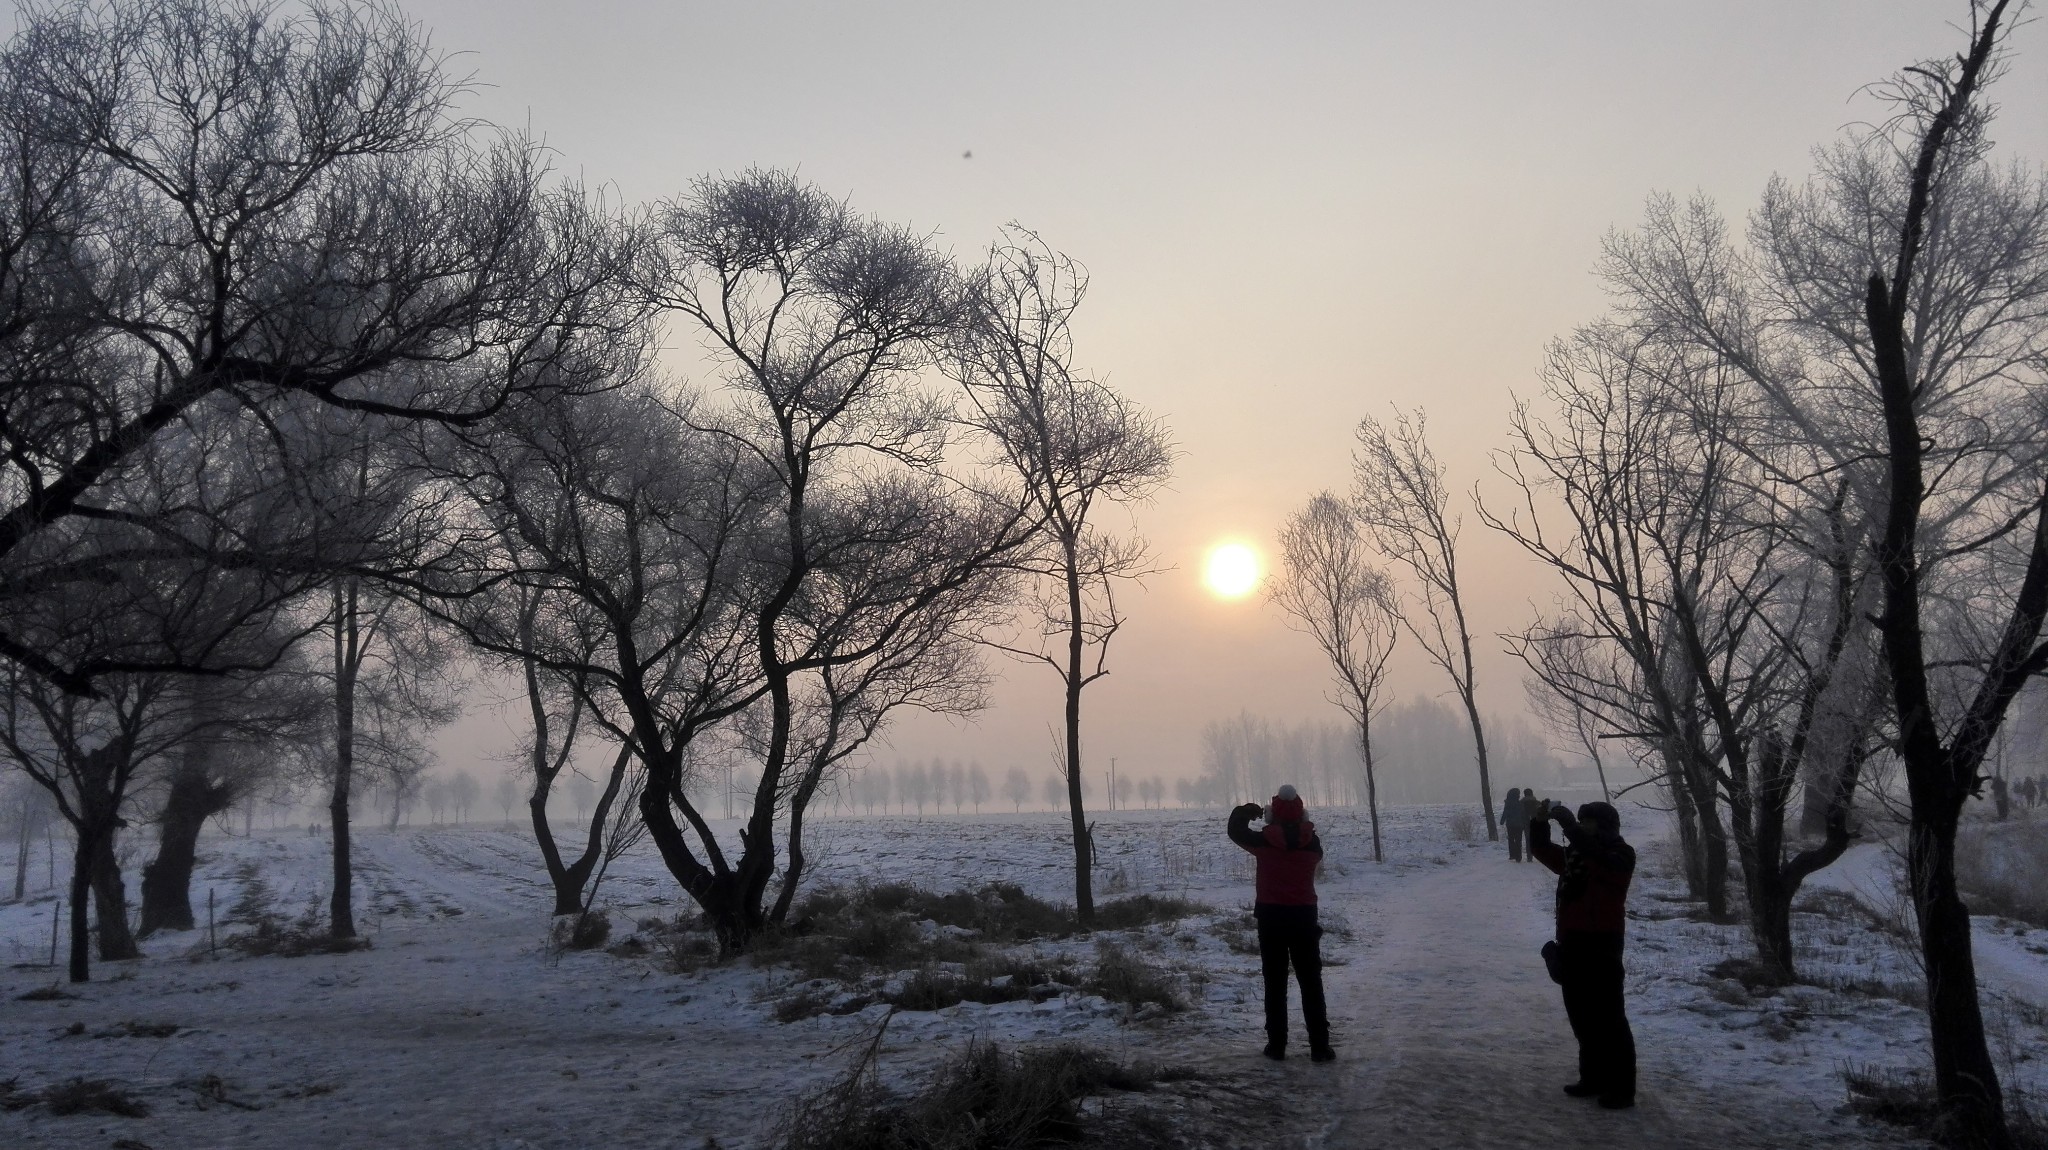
[1256,904,1328,1049]
[1558,931,1635,1100]
[1506,825,1525,862]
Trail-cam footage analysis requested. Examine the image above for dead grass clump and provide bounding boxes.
[1092,894,1206,931]
[1085,941,1182,1013]
[1842,1063,1939,1130]
[1448,808,1478,842]
[877,955,1080,1013]
[549,910,612,952]
[42,1077,150,1117]
[1706,956,1790,992]
[227,913,371,959]
[98,1020,179,1039]
[759,886,1011,981]
[1814,972,1926,1009]
[659,929,719,973]
[14,985,77,1001]
[780,1029,1178,1150]
[776,985,841,1024]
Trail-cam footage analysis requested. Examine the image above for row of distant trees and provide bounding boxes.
[1267,5,2041,1144]
[1193,706,1568,811]
[0,0,1174,980]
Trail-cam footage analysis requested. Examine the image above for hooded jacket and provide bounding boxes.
[1228,795,1322,906]
[1529,804,1634,935]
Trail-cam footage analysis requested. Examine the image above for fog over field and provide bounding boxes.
[3,2,2048,1147]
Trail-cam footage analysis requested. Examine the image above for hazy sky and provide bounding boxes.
[408,1,2048,788]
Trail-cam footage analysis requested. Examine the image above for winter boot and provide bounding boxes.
[1262,1041,1285,1061]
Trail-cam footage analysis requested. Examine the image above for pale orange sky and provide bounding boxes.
[411,1,2048,787]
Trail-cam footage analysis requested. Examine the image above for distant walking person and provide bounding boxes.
[1529,801,1637,1109]
[1502,787,1528,862]
[1228,786,1332,1062]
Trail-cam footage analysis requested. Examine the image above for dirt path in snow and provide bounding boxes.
[1317,852,1880,1149]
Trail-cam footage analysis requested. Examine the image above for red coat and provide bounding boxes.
[1529,814,1634,935]
[1228,804,1322,906]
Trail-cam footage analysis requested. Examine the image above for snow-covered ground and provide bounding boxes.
[1,803,2043,1148]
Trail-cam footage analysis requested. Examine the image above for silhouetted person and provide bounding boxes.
[1228,785,1332,1062]
[1529,801,1637,1109]
[1502,787,1527,862]
[1521,790,1543,833]
[1992,775,2010,821]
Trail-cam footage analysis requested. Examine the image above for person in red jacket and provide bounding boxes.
[1528,800,1636,1109]
[1228,785,1332,1062]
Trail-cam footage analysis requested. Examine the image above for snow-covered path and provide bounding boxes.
[1319,852,1896,1149]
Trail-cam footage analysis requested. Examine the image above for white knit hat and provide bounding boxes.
[1276,784,1299,801]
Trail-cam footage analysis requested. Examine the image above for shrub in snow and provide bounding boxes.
[1085,940,1183,1014]
[778,1032,1186,1150]
[1091,894,1206,932]
[548,909,611,952]
[37,1077,150,1118]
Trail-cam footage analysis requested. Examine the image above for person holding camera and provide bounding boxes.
[1227,785,1333,1063]
[1528,800,1637,1109]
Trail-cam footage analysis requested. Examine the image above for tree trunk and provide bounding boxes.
[1697,792,1730,922]
[1459,689,1498,841]
[1728,783,1795,982]
[1912,811,2008,1148]
[67,826,96,982]
[90,827,139,961]
[540,745,628,918]
[330,582,359,940]
[1063,554,1096,927]
[1359,715,1384,863]
[12,804,29,902]
[140,754,235,935]
[1669,751,1707,900]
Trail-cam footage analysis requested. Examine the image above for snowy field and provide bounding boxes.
[1,804,2044,1148]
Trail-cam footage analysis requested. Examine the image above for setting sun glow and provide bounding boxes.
[1202,543,1262,600]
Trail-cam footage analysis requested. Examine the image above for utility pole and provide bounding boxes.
[1109,757,1118,812]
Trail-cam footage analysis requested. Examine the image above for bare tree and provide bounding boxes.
[431,376,771,943]
[641,171,1039,948]
[1489,315,1881,979]
[1858,6,2045,1141]
[1354,410,1497,841]
[0,1,594,698]
[1003,766,1031,812]
[1272,493,1401,862]
[952,228,1173,925]
[4,775,57,902]
[320,568,459,936]
[493,774,517,827]
[138,669,323,935]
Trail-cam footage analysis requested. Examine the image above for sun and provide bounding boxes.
[1203,542,1262,600]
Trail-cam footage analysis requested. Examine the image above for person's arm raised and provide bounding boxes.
[1227,803,1266,853]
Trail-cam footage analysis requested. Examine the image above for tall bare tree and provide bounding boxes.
[641,172,1039,947]
[952,228,1172,925]
[1354,410,1497,840]
[433,379,772,948]
[1272,493,1400,862]
[1859,6,2044,1142]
